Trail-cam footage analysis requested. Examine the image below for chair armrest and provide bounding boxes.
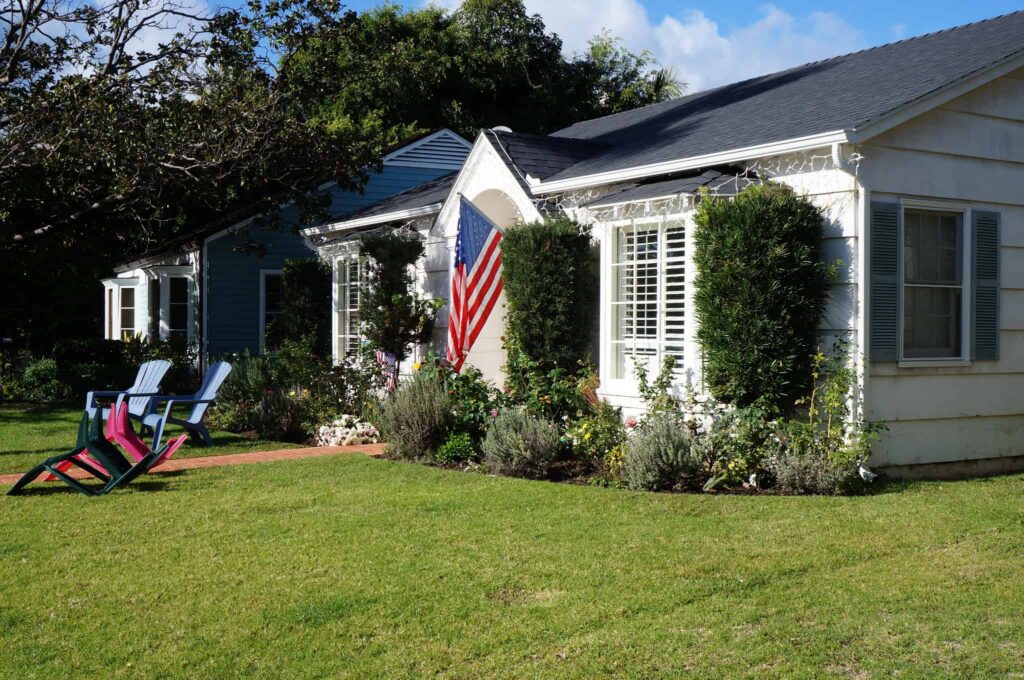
[160,398,216,423]
[85,389,129,408]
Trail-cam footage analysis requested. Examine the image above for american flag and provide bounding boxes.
[447,196,503,372]
[374,349,398,392]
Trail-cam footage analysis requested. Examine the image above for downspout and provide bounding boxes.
[833,141,868,427]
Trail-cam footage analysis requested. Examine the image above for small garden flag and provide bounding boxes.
[447,196,503,372]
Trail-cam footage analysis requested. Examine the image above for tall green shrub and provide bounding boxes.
[693,183,831,415]
[359,232,440,366]
[277,258,332,357]
[501,216,596,401]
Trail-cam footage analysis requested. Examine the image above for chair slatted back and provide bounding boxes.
[188,362,232,424]
[127,360,172,416]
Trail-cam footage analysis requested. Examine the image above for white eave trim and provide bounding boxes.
[301,203,443,237]
[531,130,850,194]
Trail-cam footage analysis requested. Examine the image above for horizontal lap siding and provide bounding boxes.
[207,165,452,358]
[861,70,1024,466]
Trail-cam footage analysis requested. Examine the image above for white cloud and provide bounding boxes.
[431,1,867,93]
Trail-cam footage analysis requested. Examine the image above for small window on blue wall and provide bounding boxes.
[263,273,284,353]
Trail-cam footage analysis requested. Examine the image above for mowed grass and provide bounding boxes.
[0,404,300,475]
[2,454,1024,678]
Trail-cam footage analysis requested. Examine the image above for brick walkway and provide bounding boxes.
[0,443,385,486]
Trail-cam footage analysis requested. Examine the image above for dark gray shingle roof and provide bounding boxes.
[483,129,606,190]
[336,172,456,223]
[548,11,1024,183]
[583,170,756,208]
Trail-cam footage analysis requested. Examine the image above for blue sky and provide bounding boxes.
[319,1,1022,90]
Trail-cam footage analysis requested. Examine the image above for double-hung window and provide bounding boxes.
[336,255,364,359]
[609,217,686,380]
[167,277,190,341]
[901,208,966,360]
[119,287,136,340]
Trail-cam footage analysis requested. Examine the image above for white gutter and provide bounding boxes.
[531,130,850,195]
[301,203,443,237]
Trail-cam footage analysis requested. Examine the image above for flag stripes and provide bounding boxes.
[447,197,503,372]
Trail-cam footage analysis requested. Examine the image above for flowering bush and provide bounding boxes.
[417,355,499,443]
[566,400,626,469]
[314,415,380,447]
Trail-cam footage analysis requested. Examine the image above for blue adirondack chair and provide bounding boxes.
[83,359,171,421]
[133,361,233,448]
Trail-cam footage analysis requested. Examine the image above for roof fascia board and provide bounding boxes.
[849,48,1024,143]
[532,130,849,194]
[301,203,443,237]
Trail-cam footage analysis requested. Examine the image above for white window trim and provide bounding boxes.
[259,269,284,356]
[897,199,972,368]
[103,278,140,340]
[156,267,195,342]
[600,213,690,397]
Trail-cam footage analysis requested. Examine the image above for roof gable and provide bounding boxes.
[545,11,1024,186]
[383,129,472,170]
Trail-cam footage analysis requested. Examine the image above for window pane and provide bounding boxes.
[904,209,961,285]
[170,302,188,330]
[120,287,135,308]
[903,286,961,358]
[169,277,188,305]
[120,310,134,334]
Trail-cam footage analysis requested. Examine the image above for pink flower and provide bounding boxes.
[490,408,499,418]
[625,416,638,429]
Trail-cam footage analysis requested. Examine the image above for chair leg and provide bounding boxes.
[7,463,47,495]
[189,423,213,447]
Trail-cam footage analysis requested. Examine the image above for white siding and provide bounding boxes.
[860,69,1024,466]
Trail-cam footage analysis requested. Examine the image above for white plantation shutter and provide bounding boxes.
[662,220,687,373]
[610,216,687,379]
[337,255,364,357]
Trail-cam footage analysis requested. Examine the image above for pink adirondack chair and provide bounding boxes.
[42,404,187,481]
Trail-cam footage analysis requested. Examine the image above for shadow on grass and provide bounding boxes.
[7,479,174,497]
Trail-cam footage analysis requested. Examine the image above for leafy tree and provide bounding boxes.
[358,232,440,369]
[274,258,332,357]
[573,32,684,116]
[0,0,684,353]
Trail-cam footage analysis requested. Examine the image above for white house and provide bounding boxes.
[305,12,1024,476]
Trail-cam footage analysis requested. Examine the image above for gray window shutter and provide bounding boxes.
[870,202,900,361]
[972,210,1000,361]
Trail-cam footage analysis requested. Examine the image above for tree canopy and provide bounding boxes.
[0,0,682,351]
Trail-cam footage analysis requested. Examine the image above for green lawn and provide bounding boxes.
[0,404,301,475]
[2,453,1024,678]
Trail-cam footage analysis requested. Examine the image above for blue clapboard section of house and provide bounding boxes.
[205,132,469,358]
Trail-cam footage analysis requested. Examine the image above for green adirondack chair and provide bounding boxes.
[7,409,160,497]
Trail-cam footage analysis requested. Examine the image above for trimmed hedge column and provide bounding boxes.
[693,183,830,415]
